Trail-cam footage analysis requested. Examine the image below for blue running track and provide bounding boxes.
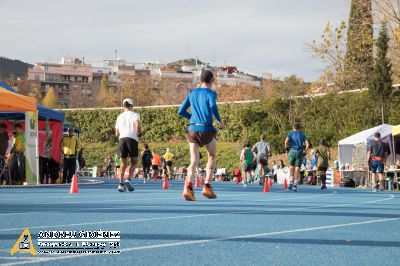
[0,178,399,265]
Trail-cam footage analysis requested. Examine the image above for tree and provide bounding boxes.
[97,74,113,107]
[42,87,58,108]
[271,75,310,97]
[345,0,374,89]
[369,23,393,124]
[120,78,155,106]
[215,84,261,102]
[374,0,400,81]
[311,21,348,90]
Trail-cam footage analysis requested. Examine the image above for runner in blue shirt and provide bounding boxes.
[178,70,223,201]
[284,122,310,192]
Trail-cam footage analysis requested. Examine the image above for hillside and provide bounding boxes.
[167,58,204,69]
[0,57,32,79]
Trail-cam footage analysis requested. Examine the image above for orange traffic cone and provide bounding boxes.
[284,179,288,190]
[201,176,205,185]
[162,176,169,190]
[195,176,200,188]
[70,174,79,194]
[269,178,273,187]
[263,177,270,193]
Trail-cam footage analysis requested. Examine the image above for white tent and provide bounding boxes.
[338,124,394,167]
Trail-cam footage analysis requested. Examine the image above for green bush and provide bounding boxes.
[66,91,400,172]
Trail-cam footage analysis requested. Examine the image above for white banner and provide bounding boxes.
[25,111,39,185]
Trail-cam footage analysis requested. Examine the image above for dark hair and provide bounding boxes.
[375,132,381,138]
[124,101,132,108]
[260,134,266,140]
[144,143,149,150]
[293,122,301,130]
[0,123,7,129]
[243,142,250,148]
[15,123,22,129]
[200,70,214,84]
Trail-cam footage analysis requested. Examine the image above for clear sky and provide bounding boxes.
[0,0,350,81]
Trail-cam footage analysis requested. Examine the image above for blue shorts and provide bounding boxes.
[370,161,384,173]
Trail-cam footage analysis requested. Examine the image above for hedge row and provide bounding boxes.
[65,91,400,170]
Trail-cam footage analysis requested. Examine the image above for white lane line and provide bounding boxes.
[0,191,278,205]
[303,194,395,210]
[4,216,400,266]
[0,193,395,262]
[0,257,37,260]
[251,191,337,202]
[0,192,338,231]
[0,192,394,233]
[0,191,337,216]
[0,213,224,232]
[231,194,396,215]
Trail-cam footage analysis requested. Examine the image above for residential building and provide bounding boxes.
[216,66,261,88]
[27,56,96,107]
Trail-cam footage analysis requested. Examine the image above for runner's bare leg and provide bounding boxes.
[119,158,127,183]
[371,172,377,188]
[205,138,217,184]
[187,143,199,184]
[294,167,300,182]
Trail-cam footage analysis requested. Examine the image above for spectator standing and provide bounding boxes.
[271,160,278,182]
[366,132,388,192]
[12,124,25,184]
[315,139,330,190]
[114,153,120,178]
[0,123,10,185]
[60,128,81,183]
[40,132,53,184]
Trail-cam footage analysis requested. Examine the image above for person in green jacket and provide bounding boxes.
[315,139,330,190]
[114,153,120,178]
[240,143,255,188]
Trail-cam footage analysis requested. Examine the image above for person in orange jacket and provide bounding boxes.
[151,152,162,180]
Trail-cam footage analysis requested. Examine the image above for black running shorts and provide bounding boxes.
[118,138,139,159]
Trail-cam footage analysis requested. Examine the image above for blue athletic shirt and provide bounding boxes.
[178,88,221,132]
[287,131,308,152]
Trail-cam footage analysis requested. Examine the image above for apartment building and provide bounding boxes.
[216,66,261,88]
[27,57,96,107]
